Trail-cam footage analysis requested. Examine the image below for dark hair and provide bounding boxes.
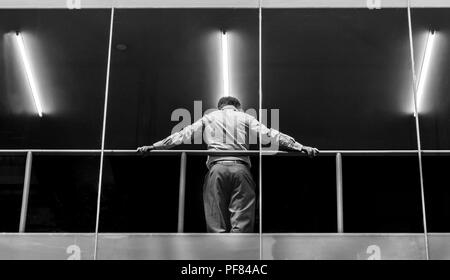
[217,96,241,110]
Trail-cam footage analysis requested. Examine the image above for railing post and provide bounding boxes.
[336,152,344,233]
[177,152,187,233]
[19,151,33,233]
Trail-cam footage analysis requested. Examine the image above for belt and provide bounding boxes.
[212,160,249,166]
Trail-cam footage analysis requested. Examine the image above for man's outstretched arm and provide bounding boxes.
[248,115,319,157]
[137,117,204,153]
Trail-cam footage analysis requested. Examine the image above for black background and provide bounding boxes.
[1,8,449,234]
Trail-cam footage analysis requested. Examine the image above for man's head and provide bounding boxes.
[217,96,241,110]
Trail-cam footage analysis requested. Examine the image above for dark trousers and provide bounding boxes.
[203,161,256,233]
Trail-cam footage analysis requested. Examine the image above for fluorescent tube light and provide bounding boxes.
[221,31,229,97]
[16,32,43,117]
[414,30,436,116]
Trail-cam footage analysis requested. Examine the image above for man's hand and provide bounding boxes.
[301,146,320,158]
[137,145,155,153]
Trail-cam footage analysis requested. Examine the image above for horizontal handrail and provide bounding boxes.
[0,149,449,155]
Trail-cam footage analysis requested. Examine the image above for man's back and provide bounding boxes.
[202,105,254,168]
[149,103,308,168]
[137,96,318,233]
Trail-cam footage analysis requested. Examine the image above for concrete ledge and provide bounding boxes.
[0,233,447,259]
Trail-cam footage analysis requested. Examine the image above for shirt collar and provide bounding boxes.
[221,105,238,111]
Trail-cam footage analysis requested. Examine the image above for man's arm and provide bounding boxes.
[137,116,204,153]
[248,115,319,157]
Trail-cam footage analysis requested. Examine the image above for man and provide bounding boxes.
[137,96,319,233]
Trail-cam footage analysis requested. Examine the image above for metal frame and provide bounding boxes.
[1,0,450,8]
[336,153,344,233]
[93,7,115,260]
[407,0,429,260]
[18,151,32,233]
[258,0,263,260]
[177,152,187,233]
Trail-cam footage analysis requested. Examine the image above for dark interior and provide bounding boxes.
[0,8,449,234]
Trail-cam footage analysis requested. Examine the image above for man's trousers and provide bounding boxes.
[203,161,256,233]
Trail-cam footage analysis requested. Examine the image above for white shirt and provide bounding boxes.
[152,105,302,168]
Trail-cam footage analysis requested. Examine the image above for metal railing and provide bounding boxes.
[1,148,447,234]
[2,148,449,259]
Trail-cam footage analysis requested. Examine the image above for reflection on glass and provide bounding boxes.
[410,9,450,259]
[0,10,110,148]
[422,155,450,232]
[99,155,179,232]
[410,9,450,149]
[26,155,99,232]
[414,30,436,116]
[262,155,336,233]
[0,155,25,232]
[97,9,260,259]
[343,155,422,233]
[105,9,259,149]
[15,32,43,117]
[411,8,450,259]
[262,8,419,232]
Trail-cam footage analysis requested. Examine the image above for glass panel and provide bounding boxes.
[262,5,423,259]
[409,8,450,259]
[184,155,260,233]
[343,155,422,232]
[105,9,259,149]
[262,9,417,150]
[98,9,260,259]
[0,1,442,261]
[262,8,419,234]
[409,9,450,149]
[262,155,336,233]
[0,9,110,148]
[26,155,99,232]
[0,154,25,232]
[99,154,179,232]
[422,155,450,232]
[0,8,111,259]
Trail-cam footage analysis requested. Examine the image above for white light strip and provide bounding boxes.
[414,30,436,116]
[15,32,43,117]
[221,31,230,97]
